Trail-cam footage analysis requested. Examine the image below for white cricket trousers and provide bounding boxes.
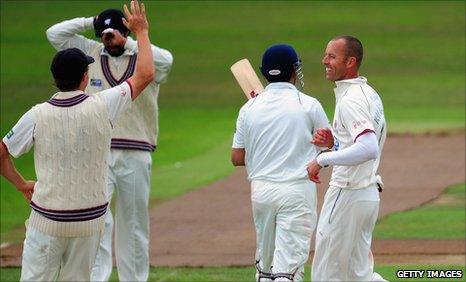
[251,179,317,282]
[311,185,386,282]
[91,150,152,282]
[20,226,101,281]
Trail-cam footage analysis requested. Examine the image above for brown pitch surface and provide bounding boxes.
[1,133,465,267]
[149,133,465,266]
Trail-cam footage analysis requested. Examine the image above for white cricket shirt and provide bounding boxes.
[233,82,329,182]
[2,82,132,237]
[330,76,386,190]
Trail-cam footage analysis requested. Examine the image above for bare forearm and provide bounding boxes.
[123,0,155,100]
[135,32,154,82]
[231,148,246,166]
[125,36,173,71]
[0,154,26,189]
[232,158,245,166]
[128,31,154,99]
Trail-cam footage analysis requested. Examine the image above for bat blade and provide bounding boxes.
[230,58,264,99]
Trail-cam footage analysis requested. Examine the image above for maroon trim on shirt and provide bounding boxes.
[47,94,89,107]
[125,80,134,100]
[110,138,156,152]
[100,54,137,87]
[121,54,137,82]
[273,273,295,281]
[30,201,108,213]
[101,56,116,86]
[1,140,9,155]
[30,201,109,222]
[354,129,375,142]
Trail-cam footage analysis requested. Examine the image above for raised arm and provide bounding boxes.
[46,17,100,53]
[123,0,155,100]
[124,37,173,83]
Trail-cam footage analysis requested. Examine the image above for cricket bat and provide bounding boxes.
[230,58,264,99]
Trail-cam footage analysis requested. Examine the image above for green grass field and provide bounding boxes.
[1,0,464,237]
[1,265,465,281]
[0,1,465,278]
[374,183,465,239]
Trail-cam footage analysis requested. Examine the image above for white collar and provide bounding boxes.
[265,82,297,92]
[333,76,367,100]
[100,47,134,57]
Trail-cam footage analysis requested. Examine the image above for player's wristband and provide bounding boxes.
[316,153,329,168]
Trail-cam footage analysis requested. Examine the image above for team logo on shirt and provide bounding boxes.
[90,79,103,87]
[352,120,367,129]
[119,86,127,96]
[6,130,14,139]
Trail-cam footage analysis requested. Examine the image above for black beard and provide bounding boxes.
[105,45,125,57]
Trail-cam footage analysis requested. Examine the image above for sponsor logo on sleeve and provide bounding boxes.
[90,79,103,87]
[6,130,14,139]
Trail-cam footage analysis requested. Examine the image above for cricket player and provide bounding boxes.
[46,4,173,281]
[307,36,387,281]
[0,1,153,280]
[232,44,330,281]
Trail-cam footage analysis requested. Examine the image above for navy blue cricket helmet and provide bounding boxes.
[260,44,302,84]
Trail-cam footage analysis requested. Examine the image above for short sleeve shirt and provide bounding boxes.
[232,82,330,182]
[3,81,132,158]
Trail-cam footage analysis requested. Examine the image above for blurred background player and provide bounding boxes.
[307,35,387,281]
[0,0,154,280]
[231,44,329,281]
[46,4,173,281]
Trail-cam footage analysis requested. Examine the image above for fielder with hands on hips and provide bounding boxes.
[0,1,154,280]
[307,36,387,281]
[0,154,35,201]
[46,1,173,281]
[232,44,330,281]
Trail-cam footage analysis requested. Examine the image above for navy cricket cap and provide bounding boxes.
[50,48,94,80]
[94,9,130,37]
[260,44,301,83]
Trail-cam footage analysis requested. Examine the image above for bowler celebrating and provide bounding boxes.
[307,36,387,281]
